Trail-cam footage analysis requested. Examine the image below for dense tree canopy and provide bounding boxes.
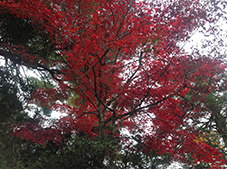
[0,0,227,168]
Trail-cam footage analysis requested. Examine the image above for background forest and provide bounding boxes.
[0,0,227,168]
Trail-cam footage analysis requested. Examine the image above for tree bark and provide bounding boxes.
[208,104,227,147]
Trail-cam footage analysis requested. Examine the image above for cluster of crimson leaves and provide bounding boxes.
[1,0,226,167]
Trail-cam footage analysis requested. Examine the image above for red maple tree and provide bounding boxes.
[1,0,226,167]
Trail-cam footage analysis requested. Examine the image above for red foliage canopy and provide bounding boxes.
[1,0,226,167]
